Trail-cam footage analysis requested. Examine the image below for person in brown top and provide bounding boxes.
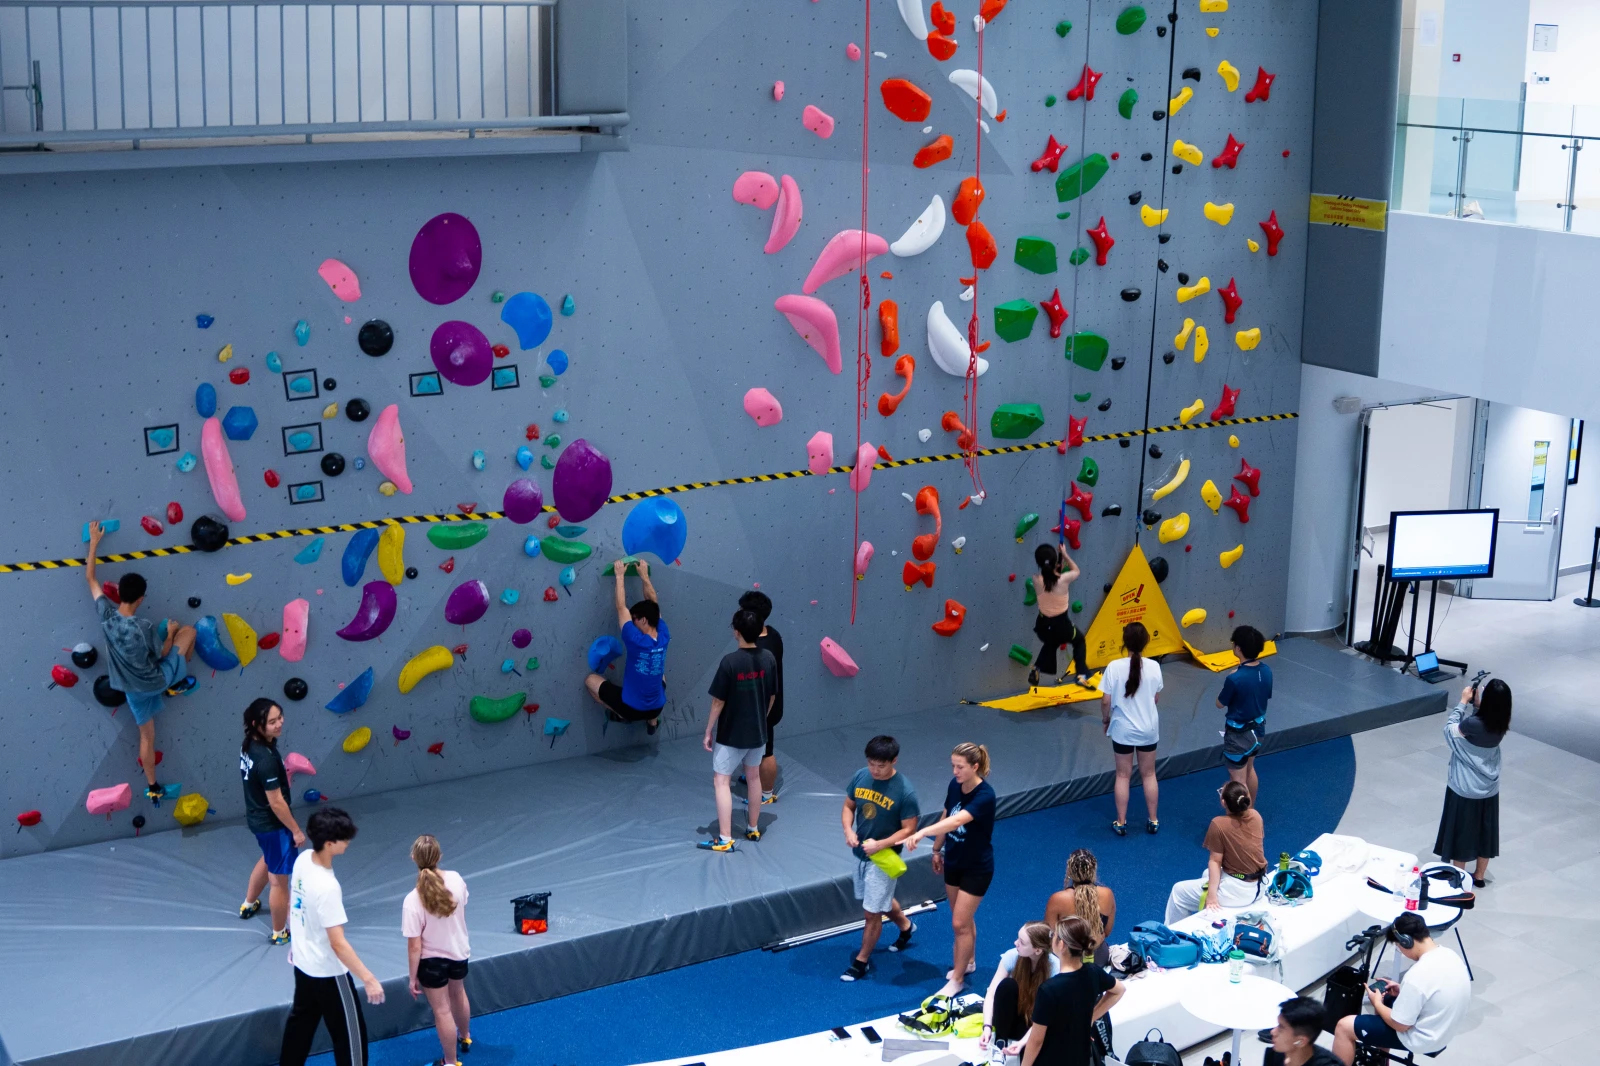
[1164,781,1267,922]
[1043,849,1117,966]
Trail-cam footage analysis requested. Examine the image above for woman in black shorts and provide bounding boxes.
[905,741,997,996]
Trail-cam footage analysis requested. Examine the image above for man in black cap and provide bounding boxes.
[1332,912,1471,1064]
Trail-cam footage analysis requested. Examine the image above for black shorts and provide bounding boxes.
[1112,741,1157,755]
[416,956,469,989]
[764,705,782,758]
[598,679,661,722]
[942,863,994,897]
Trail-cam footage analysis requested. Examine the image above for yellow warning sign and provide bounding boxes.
[1082,544,1186,669]
[1308,194,1388,232]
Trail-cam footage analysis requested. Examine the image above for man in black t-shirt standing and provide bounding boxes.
[739,590,785,804]
[239,697,306,944]
[699,610,777,852]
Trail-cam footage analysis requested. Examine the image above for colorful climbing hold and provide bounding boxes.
[427,523,489,550]
[1235,327,1261,351]
[1177,276,1211,303]
[1013,236,1057,274]
[1220,544,1244,569]
[1213,133,1245,169]
[1055,153,1109,201]
[878,355,916,415]
[1181,607,1207,628]
[1172,139,1204,166]
[1158,513,1190,543]
[1140,204,1169,227]
[1168,86,1193,115]
[1203,201,1236,226]
[1064,332,1110,371]
[1179,398,1205,424]
[1039,289,1069,338]
[551,439,613,522]
[1244,66,1275,103]
[1234,458,1262,497]
[1194,326,1210,363]
[993,300,1038,343]
[991,403,1044,440]
[1217,59,1241,92]
[802,104,835,137]
[1067,64,1103,102]
[966,221,997,269]
[1151,458,1191,501]
[1217,278,1243,324]
[294,320,311,346]
[1116,5,1147,34]
[1211,384,1241,421]
[880,78,933,122]
[901,560,937,590]
[1031,136,1067,173]
[1224,485,1251,522]
[774,294,843,375]
[1065,482,1094,521]
[1258,210,1285,255]
[1077,457,1100,487]
[1086,218,1114,265]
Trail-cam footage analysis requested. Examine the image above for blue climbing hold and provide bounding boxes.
[265,351,282,374]
[413,375,441,395]
[295,484,319,501]
[221,407,259,441]
[324,667,375,714]
[294,536,325,564]
[553,409,569,424]
[288,431,315,452]
[295,320,310,346]
[472,449,487,472]
[177,452,197,473]
[555,525,587,538]
[196,314,214,329]
[341,528,380,587]
[303,789,322,803]
[560,294,575,316]
[147,427,176,450]
[544,717,570,738]
[621,497,689,564]
[559,566,576,587]
[501,658,517,673]
[288,375,315,394]
[587,634,624,672]
[195,383,218,418]
[500,588,520,606]
[194,615,241,672]
[547,349,569,376]
[500,292,553,350]
[81,519,120,542]
[353,457,365,470]
[523,535,542,558]
[516,446,534,471]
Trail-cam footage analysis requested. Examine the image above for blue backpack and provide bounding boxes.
[1127,920,1201,969]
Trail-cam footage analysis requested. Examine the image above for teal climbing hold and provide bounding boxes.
[294,537,325,564]
[295,484,318,501]
[288,431,316,452]
[524,535,542,558]
[540,454,556,470]
[555,525,587,538]
[472,449,487,471]
[553,410,569,424]
[500,589,520,605]
[517,446,534,470]
[539,375,557,388]
[147,427,176,450]
[289,375,314,393]
[1055,153,1110,203]
[993,299,1039,343]
[544,434,561,448]
[81,519,119,541]
[560,294,575,316]
[177,452,197,473]
[294,320,310,346]
[1013,237,1058,275]
[265,351,282,373]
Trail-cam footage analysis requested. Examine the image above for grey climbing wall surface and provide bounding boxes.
[0,0,1312,853]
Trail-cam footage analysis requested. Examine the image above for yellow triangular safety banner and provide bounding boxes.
[1082,543,1186,669]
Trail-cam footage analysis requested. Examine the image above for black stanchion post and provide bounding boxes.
[1577,527,1600,608]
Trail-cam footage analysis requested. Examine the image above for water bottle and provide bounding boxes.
[1279,851,1291,872]
[1404,866,1421,912]
[1228,948,1246,983]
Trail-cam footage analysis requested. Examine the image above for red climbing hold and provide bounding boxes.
[1234,458,1262,497]
[942,410,976,452]
[1008,573,1016,582]
[140,516,164,536]
[1051,517,1083,550]
[101,581,121,604]
[966,221,998,270]
[914,134,954,168]
[926,30,958,61]
[439,556,456,573]
[492,344,510,359]
[876,445,895,462]
[228,367,250,385]
[1245,66,1276,103]
[525,423,540,441]
[901,560,937,590]
[1060,415,1087,454]
[259,632,282,650]
[1111,152,1120,160]
[1224,485,1252,523]
[911,485,942,561]
[1217,278,1242,324]
[451,644,469,657]
[1066,482,1095,522]
[973,341,991,354]
[458,502,478,514]
[1210,384,1241,421]
[930,1,956,34]
[264,469,280,488]
[1212,133,1245,169]
[1066,64,1103,102]
[953,177,986,226]
[1039,289,1069,339]
[166,502,183,525]
[880,78,934,123]
[978,0,1009,21]
[879,300,900,357]
[51,664,79,688]
[932,599,968,636]
[136,750,163,769]
[427,742,445,756]
[524,702,540,714]
[546,514,560,528]
[16,810,41,828]
[1031,135,1068,174]
[1258,210,1285,256]
[1087,217,1115,266]
[542,586,558,601]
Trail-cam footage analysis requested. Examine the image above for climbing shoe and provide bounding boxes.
[146,781,165,801]
[1146,819,1160,835]
[457,1035,473,1054]
[697,836,734,852]
[270,929,290,946]
[888,920,917,952]
[165,675,198,698]
[841,956,872,982]
[1111,821,1128,837]
[1027,668,1040,688]
[761,790,778,805]
[239,899,262,920]
[745,826,762,842]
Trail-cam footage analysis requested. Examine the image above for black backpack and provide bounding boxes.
[1125,1027,1182,1066]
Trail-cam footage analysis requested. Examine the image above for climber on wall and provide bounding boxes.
[1029,543,1088,690]
[583,558,669,734]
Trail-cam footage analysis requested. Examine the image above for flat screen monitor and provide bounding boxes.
[1386,509,1498,580]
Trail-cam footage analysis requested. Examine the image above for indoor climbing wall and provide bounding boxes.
[0,0,1313,852]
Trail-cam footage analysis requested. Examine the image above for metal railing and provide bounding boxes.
[0,1,625,161]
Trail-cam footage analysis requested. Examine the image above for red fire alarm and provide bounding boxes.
[1452,53,1461,62]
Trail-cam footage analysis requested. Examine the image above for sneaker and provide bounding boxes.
[761,791,778,805]
[745,826,762,842]
[646,719,658,736]
[269,929,290,946]
[1146,819,1160,835]
[697,836,734,852]
[458,1035,473,1054]
[841,956,871,982]
[146,781,165,801]
[165,675,198,698]
[238,899,261,920]
[1111,820,1128,837]
[888,920,917,952]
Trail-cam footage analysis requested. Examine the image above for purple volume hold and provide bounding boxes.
[430,321,493,387]
[444,579,491,625]
[551,439,614,523]
[503,478,545,524]
[409,212,482,305]
[335,581,398,641]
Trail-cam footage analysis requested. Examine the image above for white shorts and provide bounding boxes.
[712,742,764,777]
[854,858,896,914]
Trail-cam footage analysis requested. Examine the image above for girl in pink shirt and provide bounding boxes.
[404,835,472,1065]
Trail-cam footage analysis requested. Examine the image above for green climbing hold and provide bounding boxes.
[1077,457,1101,487]
[540,537,592,564]
[491,291,506,303]
[540,454,556,470]
[1055,153,1109,202]
[991,403,1045,440]
[1118,88,1139,120]
[1068,247,1090,266]
[1014,237,1058,275]
[526,657,540,671]
[1024,576,1037,607]
[1055,20,1072,36]
[602,557,646,577]
[1071,600,1083,613]
[1056,211,1072,220]
[427,522,490,550]
[469,691,527,723]
[1115,6,1147,34]
[1045,94,1058,107]
[993,299,1039,342]
[1009,643,1034,665]
[1074,391,1093,403]
[544,434,561,448]
[1015,512,1040,541]
[539,375,557,388]
[1065,332,1111,371]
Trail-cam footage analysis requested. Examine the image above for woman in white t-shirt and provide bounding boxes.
[1097,621,1164,837]
[979,921,1060,1056]
[404,835,472,1065]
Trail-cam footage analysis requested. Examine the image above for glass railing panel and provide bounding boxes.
[1507,131,1572,231]
[1393,121,1463,216]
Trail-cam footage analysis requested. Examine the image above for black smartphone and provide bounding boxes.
[829,1027,852,1042]
[861,1025,882,1044]
[1369,979,1387,993]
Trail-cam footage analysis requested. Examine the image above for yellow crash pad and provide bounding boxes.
[1183,639,1278,672]
[982,672,1104,712]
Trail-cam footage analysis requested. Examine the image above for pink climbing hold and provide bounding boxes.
[284,752,317,781]
[820,637,860,678]
[86,783,131,817]
[774,294,842,374]
[367,404,413,495]
[773,81,785,101]
[281,599,309,662]
[766,175,803,254]
[854,540,874,579]
[847,42,861,61]
[803,230,890,294]
[802,104,836,138]
[849,443,879,493]
[200,416,247,522]
[317,258,362,302]
[743,388,784,427]
[807,431,835,476]
[733,171,781,209]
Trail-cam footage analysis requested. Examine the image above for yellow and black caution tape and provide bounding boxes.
[2,411,1295,575]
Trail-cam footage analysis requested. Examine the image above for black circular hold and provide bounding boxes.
[188,596,202,609]
[1157,24,1168,36]
[1163,352,1176,364]
[1103,582,1114,593]
[72,645,98,669]
[1150,556,1170,583]
[92,674,126,708]
[1110,356,1127,370]
[345,398,371,422]
[132,815,146,830]
[1101,505,1123,518]
[1119,438,1131,449]
[1152,110,1166,121]
[284,677,309,701]
[1143,510,1163,527]
[190,516,229,552]
[1158,233,1172,244]
[1157,260,1169,272]
[1149,445,1163,459]
[1098,399,1112,412]
[320,452,346,477]
[1183,67,1202,82]
[1120,288,1142,302]
[1141,152,1153,161]
[1128,190,1143,205]
[1166,11,1178,22]
[323,378,337,392]
[405,567,418,580]
[1177,272,1190,284]
[358,319,394,356]
[1172,165,1184,174]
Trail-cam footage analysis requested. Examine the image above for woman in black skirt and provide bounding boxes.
[1434,678,1511,887]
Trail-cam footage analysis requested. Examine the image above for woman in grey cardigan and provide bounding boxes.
[1433,678,1511,887]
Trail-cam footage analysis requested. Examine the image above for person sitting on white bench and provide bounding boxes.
[1165,781,1266,922]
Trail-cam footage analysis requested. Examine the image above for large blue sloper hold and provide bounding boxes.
[587,635,623,672]
[325,667,375,713]
[194,616,241,671]
[621,497,689,564]
[341,528,380,587]
[501,292,553,350]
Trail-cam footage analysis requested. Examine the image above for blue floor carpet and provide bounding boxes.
[312,736,1355,1066]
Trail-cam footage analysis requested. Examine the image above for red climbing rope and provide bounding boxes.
[962,14,987,503]
[851,0,872,624]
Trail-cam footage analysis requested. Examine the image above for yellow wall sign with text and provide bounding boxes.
[1082,544,1186,669]
[1308,194,1388,231]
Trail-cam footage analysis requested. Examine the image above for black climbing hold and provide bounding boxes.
[358,320,394,356]
[1140,152,1153,161]
[1149,556,1170,582]
[132,815,146,830]
[1110,356,1127,370]
[93,674,126,708]
[1120,288,1142,302]
[284,677,309,701]
[1157,25,1168,36]
[1177,272,1190,284]
[1152,110,1166,121]
[190,516,229,552]
[187,596,202,609]
[1118,439,1131,449]
[323,378,337,391]
[1183,67,1201,82]
[1166,11,1178,22]
[1158,233,1172,244]
[1128,190,1143,205]
[1149,445,1163,459]
[1098,399,1112,411]
[1143,509,1162,527]
[1158,260,1169,272]
[345,398,371,422]
[1163,352,1176,364]
[1103,582,1114,593]
[405,567,418,580]
[72,646,98,669]
[1172,165,1183,174]
[320,452,346,477]
[1101,504,1122,517]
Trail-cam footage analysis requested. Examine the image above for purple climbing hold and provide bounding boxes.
[336,581,398,641]
[409,212,483,305]
[444,579,491,625]
[430,321,493,387]
[551,438,614,522]
[503,478,545,524]
[512,628,533,649]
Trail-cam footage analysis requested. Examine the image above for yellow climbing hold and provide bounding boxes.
[217,344,233,363]
[1172,139,1204,166]
[225,572,252,585]
[1194,326,1210,363]
[398,644,455,694]
[1220,543,1245,569]
[1204,201,1235,226]
[1206,26,1219,36]
[1158,512,1191,544]
[222,612,259,667]
[1218,60,1240,92]
[379,481,397,496]
[1181,607,1208,628]
[1199,0,1228,12]
[1140,203,1170,227]
[1175,318,1195,350]
[1201,479,1223,514]
[322,402,338,419]
[1151,458,1191,501]
[1168,86,1193,115]
[1228,434,1240,448]
[342,726,373,753]
[1179,398,1206,425]
[1235,327,1261,350]
[377,524,405,585]
[1176,276,1210,303]
[173,792,209,826]
[1247,238,1260,253]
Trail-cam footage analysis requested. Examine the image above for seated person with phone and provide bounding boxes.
[1331,913,1471,1064]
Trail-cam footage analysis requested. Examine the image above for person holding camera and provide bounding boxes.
[1330,912,1470,1064]
[1434,676,1511,887]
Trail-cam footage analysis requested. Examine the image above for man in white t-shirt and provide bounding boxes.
[280,808,386,1066]
[1332,912,1471,1063]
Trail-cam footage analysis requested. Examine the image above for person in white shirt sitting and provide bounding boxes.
[1332,912,1471,1064]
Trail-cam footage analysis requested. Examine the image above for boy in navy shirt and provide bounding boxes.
[1217,625,1271,801]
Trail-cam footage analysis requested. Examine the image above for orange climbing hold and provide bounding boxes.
[926,30,958,61]
[942,410,977,452]
[930,2,956,34]
[912,485,942,561]
[879,300,900,356]
[1067,65,1103,102]
[979,0,1009,21]
[932,598,968,636]
[878,355,916,416]
[880,78,933,123]
[902,560,937,590]
[952,177,986,226]
[914,135,954,168]
[966,221,997,270]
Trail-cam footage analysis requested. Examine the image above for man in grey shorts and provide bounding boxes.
[699,610,778,852]
[840,735,921,982]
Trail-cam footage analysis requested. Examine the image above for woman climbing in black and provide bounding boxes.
[1030,544,1087,689]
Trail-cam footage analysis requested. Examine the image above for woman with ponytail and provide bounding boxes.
[1097,621,1164,836]
[1029,543,1087,688]
[905,742,997,995]
[403,835,473,1065]
[1044,849,1117,966]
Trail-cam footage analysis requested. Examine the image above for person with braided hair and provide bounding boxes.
[1044,849,1117,967]
[403,835,473,1065]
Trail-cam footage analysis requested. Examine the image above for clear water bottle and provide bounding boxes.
[1403,865,1421,912]
[1228,948,1246,983]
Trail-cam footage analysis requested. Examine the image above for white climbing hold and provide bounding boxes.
[959,285,975,302]
[949,69,999,118]
[902,492,916,504]
[926,301,989,377]
[873,51,888,58]
[890,194,946,257]
[980,643,990,652]
[922,125,934,134]
[952,536,967,552]
[897,0,929,40]
[919,428,932,442]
